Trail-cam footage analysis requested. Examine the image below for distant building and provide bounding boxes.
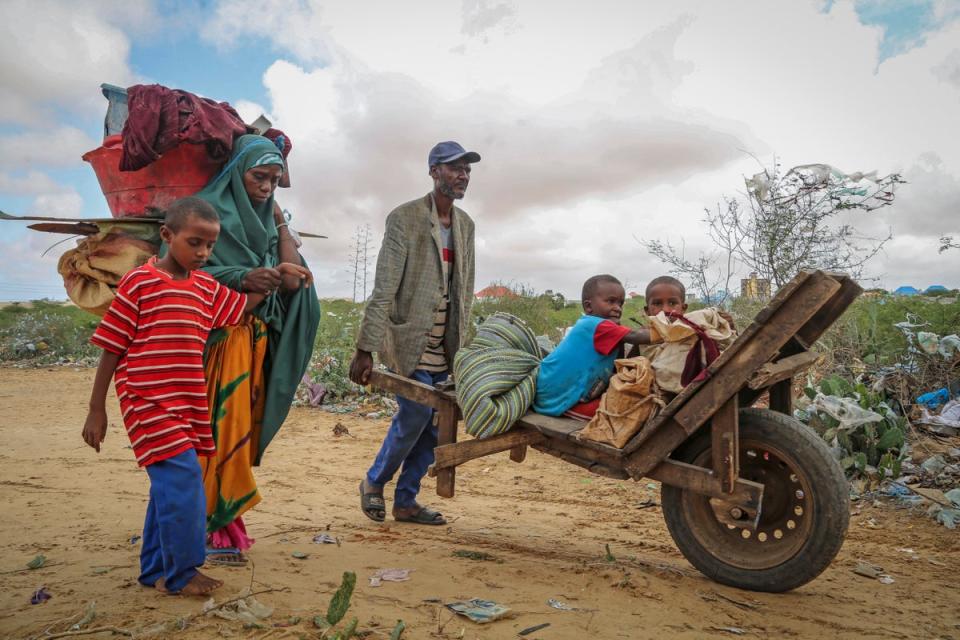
[475,285,519,300]
[893,286,920,296]
[740,272,771,300]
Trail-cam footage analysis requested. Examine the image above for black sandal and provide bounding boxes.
[359,480,386,522]
[395,506,447,525]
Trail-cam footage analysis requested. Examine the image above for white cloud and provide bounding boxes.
[0,0,143,126]
[0,127,100,171]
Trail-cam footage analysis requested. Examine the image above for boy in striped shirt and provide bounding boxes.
[81,197,310,596]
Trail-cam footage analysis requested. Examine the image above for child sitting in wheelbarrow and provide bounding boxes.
[533,274,660,419]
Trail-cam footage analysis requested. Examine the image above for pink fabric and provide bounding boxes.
[208,517,255,551]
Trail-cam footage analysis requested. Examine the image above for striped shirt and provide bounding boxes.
[419,225,454,372]
[90,257,246,467]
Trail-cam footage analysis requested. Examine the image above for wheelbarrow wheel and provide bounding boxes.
[661,408,849,592]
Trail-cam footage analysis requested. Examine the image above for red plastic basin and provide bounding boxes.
[83,135,223,218]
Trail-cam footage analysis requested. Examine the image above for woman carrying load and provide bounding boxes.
[188,134,321,562]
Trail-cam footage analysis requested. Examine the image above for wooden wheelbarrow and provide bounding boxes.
[368,270,860,592]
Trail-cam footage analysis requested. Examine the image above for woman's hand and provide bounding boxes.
[277,262,314,290]
[242,267,282,294]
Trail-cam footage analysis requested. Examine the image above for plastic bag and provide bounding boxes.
[812,393,883,429]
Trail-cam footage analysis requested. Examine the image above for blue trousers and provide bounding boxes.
[366,369,448,509]
[138,448,206,592]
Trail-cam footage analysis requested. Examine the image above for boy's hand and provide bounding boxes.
[82,409,108,453]
[719,310,737,331]
[277,262,313,289]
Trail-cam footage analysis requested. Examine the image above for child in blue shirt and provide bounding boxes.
[534,275,659,418]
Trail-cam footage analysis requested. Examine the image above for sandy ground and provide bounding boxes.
[1,367,959,640]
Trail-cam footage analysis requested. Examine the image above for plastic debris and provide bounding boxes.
[369,568,411,587]
[26,555,46,570]
[291,551,309,559]
[445,599,510,624]
[852,561,884,579]
[129,535,141,545]
[917,332,940,355]
[917,399,960,436]
[916,388,950,411]
[812,394,883,429]
[30,587,52,605]
[710,627,747,636]
[312,533,338,544]
[71,601,96,630]
[204,591,274,625]
[878,575,895,585]
[921,455,946,476]
[945,488,960,507]
[519,623,551,635]
[547,598,578,611]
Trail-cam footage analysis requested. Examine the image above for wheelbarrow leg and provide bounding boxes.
[435,399,459,498]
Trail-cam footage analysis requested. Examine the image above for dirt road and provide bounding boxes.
[1,368,958,639]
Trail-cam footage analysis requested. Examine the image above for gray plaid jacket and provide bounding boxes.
[356,193,476,376]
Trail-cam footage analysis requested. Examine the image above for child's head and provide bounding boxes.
[581,274,626,323]
[644,276,687,317]
[159,197,221,272]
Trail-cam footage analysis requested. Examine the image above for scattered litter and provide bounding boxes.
[852,561,884,579]
[945,489,960,507]
[709,627,747,635]
[646,483,657,490]
[273,616,301,628]
[929,504,960,529]
[26,555,46,570]
[636,498,659,509]
[852,561,894,584]
[452,549,497,562]
[30,587,51,605]
[519,622,551,635]
[921,455,946,476]
[204,590,274,625]
[129,535,141,545]
[370,568,412,587]
[916,388,950,410]
[70,602,96,630]
[917,399,960,435]
[389,619,406,639]
[312,533,338,545]
[812,394,882,429]
[445,599,511,624]
[291,551,309,559]
[547,598,578,611]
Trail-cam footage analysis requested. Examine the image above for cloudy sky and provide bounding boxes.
[1,0,958,301]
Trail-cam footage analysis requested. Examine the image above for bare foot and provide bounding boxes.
[155,572,223,596]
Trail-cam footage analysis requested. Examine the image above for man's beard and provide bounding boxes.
[439,179,465,199]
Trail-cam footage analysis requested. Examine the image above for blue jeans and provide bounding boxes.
[366,369,448,509]
[138,448,206,592]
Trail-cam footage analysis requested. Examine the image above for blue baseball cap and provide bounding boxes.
[428,141,481,167]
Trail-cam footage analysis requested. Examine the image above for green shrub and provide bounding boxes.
[797,374,907,482]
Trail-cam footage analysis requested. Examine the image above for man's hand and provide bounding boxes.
[241,267,282,294]
[277,262,314,290]
[82,408,108,453]
[349,349,374,385]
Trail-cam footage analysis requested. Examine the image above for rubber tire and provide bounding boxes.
[661,408,849,592]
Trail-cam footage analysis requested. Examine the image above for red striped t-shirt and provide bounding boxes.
[90,257,247,467]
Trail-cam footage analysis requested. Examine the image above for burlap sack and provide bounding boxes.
[578,356,665,448]
[637,308,736,393]
[57,223,158,316]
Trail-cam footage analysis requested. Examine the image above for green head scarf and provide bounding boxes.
[195,134,321,463]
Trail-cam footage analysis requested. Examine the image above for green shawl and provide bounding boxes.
[196,134,320,463]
